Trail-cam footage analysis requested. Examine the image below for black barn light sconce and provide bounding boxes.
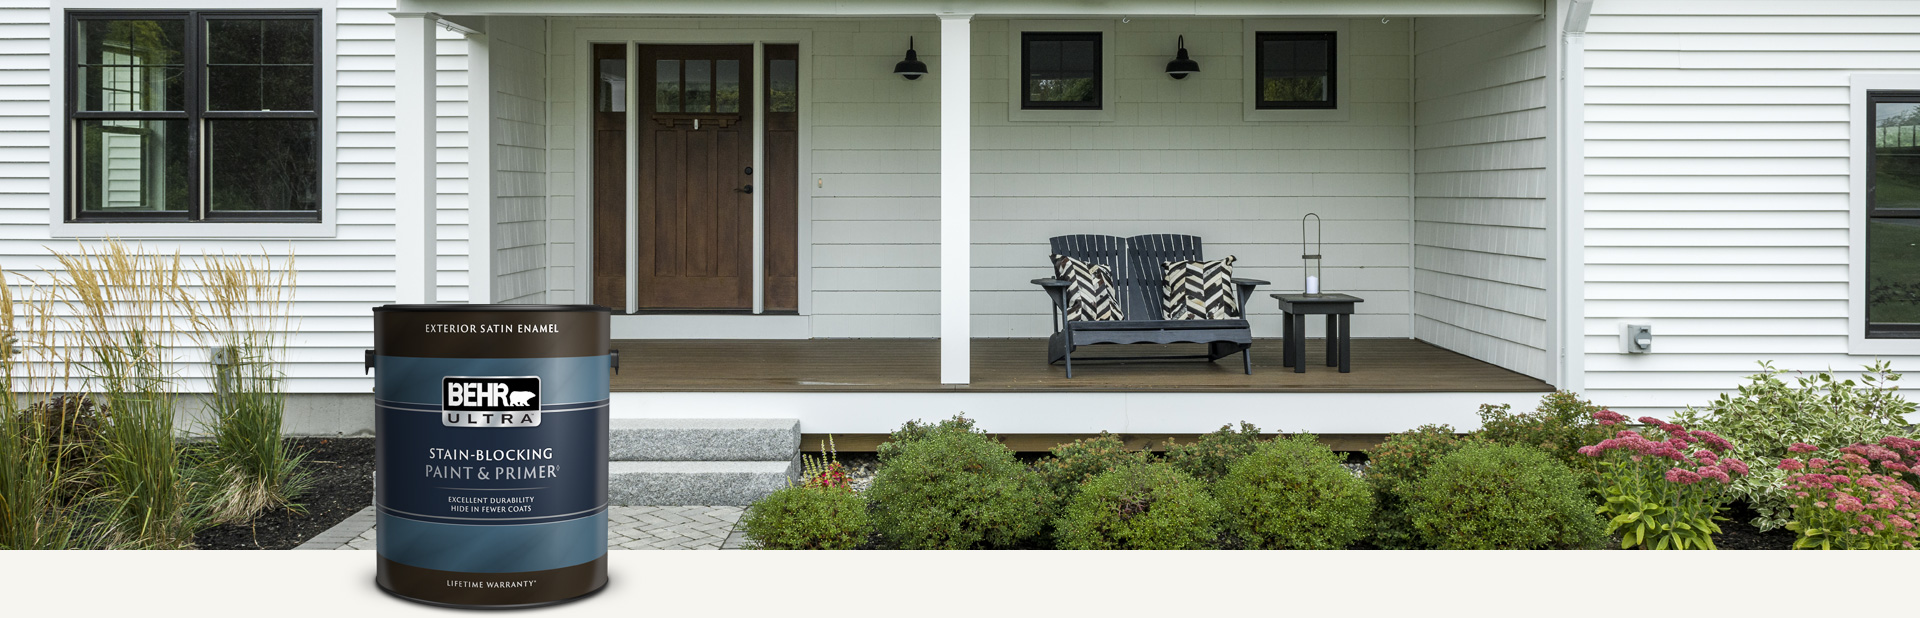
[1165,35,1200,79]
[894,36,929,80]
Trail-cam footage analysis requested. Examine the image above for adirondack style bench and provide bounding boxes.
[1032,234,1268,377]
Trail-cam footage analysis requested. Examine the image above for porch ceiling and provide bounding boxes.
[400,0,1544,19]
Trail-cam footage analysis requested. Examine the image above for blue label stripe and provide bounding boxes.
[373,355,611,406]
[378,504,607,526]
[378,511,607,574]
[375,399,610,414]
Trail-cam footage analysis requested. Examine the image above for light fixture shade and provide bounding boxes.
[894,36,928,80]
[1166,35,1200,79]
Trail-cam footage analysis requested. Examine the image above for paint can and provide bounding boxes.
[369,304,614,608]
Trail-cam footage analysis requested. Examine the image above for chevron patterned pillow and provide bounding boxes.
[1051,254,1125,321]
[1161,256,1239,320]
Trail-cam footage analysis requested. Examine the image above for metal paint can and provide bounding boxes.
[369,304,614,608]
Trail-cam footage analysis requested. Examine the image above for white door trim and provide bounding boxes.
[562,24,815,317]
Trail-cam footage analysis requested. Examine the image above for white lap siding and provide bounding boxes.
[1584,0,1920,413]
[1410,15,1551,380]
[491,16,549,304]
[0,1,473,393]
[969,18,1416,340]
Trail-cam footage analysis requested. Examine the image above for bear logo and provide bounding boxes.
[508,390,536,407]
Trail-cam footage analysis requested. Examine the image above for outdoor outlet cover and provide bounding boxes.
[1625,324,1652,354]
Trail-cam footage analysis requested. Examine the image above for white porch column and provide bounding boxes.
[393,13,439,305]
[939,14,972,385]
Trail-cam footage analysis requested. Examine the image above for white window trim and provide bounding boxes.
[1006,19,1115,123]
[1243,18,1351,123]
[46,0,340,239]
[1847,73,1920,354]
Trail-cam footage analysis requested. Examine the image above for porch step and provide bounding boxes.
[609,418,800,462]
[608,460,800,506]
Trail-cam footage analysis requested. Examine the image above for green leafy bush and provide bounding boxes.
[1055,463,1220,550]
[1365,424,1482,549]
[1409,443,1605,550]
[1213,434,1372,549]
[1032,432,1148,505]
[866,428,1051,549]
[1476,391,1611,487]
[738,486,871,550]
[875,414,983,463]
[1165,422,1266,482]
[1671,362,1919,531]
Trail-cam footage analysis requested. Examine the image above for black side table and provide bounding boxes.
[1271,293,1364,373]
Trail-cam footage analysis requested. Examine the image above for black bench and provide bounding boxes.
[1032,234,1268,378]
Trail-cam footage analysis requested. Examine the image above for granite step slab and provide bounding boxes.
[609,418,800,462]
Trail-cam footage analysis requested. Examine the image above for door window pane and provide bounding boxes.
[599,58,626,112]
[768,59,797,112]
[715,59,740,113]
[76,19,185,112]
[206,120,318,212]
[654,59,679,112]
[207,19,314,111]
[1875,102,1920,210]
[1257,32,1336,109]
[684,59,712,113]
[77,119,189,213]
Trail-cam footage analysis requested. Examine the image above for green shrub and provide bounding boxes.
[875,414,983,463]
[1213,434,1373,549]
[1165,422,1266,482]
[1408,443,1605,550]
[1032,432,1148,504]
[738,486,871,550]
[866,428,1051,549]
[1055,463,1219,550]
[1365,424,1483,549]
[1671,361,1918,531]
[1475,391,1611,487]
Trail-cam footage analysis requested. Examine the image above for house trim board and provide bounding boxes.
[610,390,1549,435]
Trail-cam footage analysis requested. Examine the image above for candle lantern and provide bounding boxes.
[1302,213,1323,295]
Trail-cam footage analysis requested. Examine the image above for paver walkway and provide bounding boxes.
[295,506,751,550]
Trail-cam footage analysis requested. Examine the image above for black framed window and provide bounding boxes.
[67,11,319,222]
[1255,32,1336,110]
[1868,91,1920,337]
[1020,32,1101,110]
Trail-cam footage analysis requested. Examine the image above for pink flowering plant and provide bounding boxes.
[1578,411,1748,550]
[1776,437,1920,550]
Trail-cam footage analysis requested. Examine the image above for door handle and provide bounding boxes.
[735,185,753,194]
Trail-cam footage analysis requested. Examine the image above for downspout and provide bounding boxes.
[1558,0,1592,393]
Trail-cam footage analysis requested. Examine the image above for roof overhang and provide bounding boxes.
[394,0,1545,18]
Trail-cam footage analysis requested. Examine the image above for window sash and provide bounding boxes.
[66,10,320,223]
[1020,32,1102,110]
[1254,32,1337,111]
[1864,91,1920,337]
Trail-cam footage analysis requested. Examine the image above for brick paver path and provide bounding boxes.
[295,506,747,550]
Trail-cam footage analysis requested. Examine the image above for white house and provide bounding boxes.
[3,0,1918,443]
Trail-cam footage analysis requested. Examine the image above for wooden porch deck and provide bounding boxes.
[610,338,1552,393]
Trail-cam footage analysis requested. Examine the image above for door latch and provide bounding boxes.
[693,118,700,130]
[734,185,753,194]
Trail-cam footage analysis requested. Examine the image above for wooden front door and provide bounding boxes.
[636,44,755,310]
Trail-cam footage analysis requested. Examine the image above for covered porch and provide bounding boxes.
[388,0,1579,416]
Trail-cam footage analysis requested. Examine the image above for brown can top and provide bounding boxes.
[374,304,611,358]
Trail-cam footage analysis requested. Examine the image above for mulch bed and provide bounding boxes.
[1712,503,1796,551]
[193,437,373,550]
